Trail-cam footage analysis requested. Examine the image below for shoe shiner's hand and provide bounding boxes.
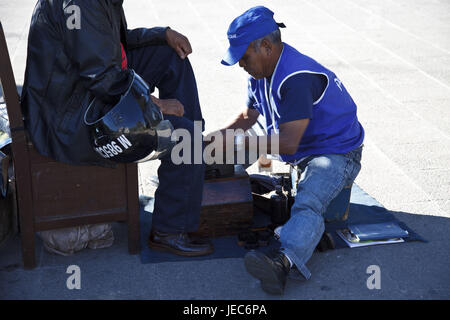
[165,28,192,60]
[151,96,185,117]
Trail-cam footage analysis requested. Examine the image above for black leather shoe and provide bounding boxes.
[148,230,214,257]
[244,250,290,295]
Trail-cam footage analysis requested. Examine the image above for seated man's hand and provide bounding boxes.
[165,28,192,60]
[151,96,185,117]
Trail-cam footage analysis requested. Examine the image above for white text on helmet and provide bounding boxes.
[95,135,133,159]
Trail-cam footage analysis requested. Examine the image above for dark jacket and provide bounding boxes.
[21,0,168,166]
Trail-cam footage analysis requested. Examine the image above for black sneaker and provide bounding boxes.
[244,250,291,295]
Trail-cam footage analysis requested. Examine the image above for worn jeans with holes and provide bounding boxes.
[280,146,363,280]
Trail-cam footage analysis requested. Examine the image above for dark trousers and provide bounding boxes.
[127,45,205,233]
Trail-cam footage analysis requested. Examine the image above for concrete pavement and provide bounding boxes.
[0,0,449,300]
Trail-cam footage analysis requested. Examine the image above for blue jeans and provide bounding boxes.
[128,45,205,233]
[280,146,363,280]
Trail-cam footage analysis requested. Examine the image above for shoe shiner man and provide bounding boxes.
[219,6,364,294]
[21,0,213,257]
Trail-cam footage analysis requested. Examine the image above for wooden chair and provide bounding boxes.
[0,22,140,269]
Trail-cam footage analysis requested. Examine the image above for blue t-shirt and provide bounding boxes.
[247,43,364,163]
[247,73,327,123]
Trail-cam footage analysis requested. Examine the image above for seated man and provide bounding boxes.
[21,0,212,256]
[219,6,364,294]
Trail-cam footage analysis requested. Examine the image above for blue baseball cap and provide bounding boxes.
[221,6,285,66]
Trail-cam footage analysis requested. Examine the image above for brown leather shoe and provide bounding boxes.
[148,230,214,257]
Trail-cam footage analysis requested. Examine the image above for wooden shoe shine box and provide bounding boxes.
[196,165,253,237]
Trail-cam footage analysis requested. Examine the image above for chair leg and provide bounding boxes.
[16,186,37,269]
[20,222,36,269]
[128,211,140,255]
[126,164,140,254]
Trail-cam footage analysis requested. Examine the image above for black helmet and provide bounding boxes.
[84,70,175,163]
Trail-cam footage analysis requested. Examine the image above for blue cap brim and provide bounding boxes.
[221,42,250,66]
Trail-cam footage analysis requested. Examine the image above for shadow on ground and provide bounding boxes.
[0,206,449,299]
